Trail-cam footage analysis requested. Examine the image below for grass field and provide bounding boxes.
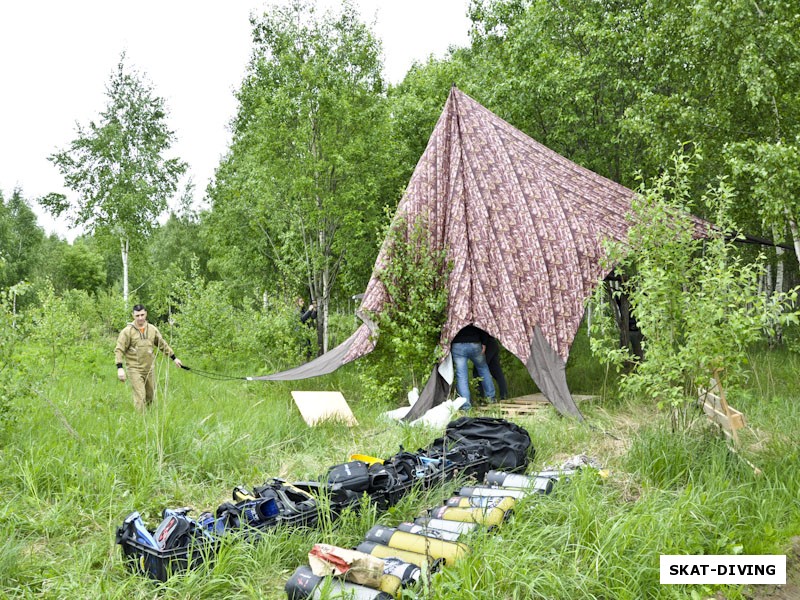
[0,335,797,599]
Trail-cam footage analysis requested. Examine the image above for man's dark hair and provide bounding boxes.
[132,304,147,312]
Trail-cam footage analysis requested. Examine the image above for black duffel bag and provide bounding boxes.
[433,416,533,473]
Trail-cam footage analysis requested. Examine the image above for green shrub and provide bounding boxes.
[27,282,82,375]
[358,213,450,405]
[92,289,130,338]
[591,150,800,426]
[168,269,317,372]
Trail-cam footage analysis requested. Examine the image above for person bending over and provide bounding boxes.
[474,335,508,400]
[451,325,496,411]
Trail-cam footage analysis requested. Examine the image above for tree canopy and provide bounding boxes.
[44,54,187,301]
[205,0,394,352]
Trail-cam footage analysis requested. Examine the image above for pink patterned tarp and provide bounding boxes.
[256,87,683,419]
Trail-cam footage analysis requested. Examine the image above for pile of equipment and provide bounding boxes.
[116,417,532,581]
[284,468,573,599]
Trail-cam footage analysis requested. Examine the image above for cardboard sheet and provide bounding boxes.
[290,391,358,427]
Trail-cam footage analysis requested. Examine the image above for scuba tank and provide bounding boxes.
[412,517,479,536]
[396,522,462,542]
[285,565,393,600]
[484,471,556,493]
[458,485,529,499]
[429,504,509,527]
[363,525,468,567]
[378,557,421,596]
[356,541,444,571]
[445,494,516,512]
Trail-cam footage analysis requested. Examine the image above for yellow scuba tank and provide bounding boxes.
[377,557,420,596]
[445,494,516,512]
[458,485,529,499]
[363,525,469,567]
[396,521,462,542]
[356,540,443,571]
[429,504,510,527]
[413,517,479,536]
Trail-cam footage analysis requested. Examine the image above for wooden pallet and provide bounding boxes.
[480,400,548,416]
[477,393,596,416]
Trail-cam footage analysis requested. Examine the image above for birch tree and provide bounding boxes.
[207,0,390,353]
[43,54,186,302]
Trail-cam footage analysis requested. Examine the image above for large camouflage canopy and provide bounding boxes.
[254,87,642,420]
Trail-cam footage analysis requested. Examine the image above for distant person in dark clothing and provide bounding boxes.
[298,299,317,327]
[474,336,508,400]
[451,325,496,411]
[296,297,317,359]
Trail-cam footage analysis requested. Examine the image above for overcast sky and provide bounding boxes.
[0,1,471,241]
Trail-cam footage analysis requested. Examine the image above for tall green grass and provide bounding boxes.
[0,336,797,598]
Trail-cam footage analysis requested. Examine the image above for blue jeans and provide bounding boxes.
[452,342,496,409]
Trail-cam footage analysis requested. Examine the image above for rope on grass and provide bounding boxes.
[586,422,622,441]
[32,388,82,441]
[178,364,249,381]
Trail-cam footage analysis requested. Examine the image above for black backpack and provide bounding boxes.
[434,417,533,473]
[325,460,371,493]
[152,509,198,550]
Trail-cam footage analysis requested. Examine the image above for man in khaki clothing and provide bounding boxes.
[115,304,183,410]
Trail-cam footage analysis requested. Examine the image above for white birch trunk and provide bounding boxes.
[322,263,330,353]
[765,261,773,298]
[586,302,592,338]
[786,210,800,267]
[763,260,780,345]
[772,227,785,294]
[773,249,784,345]
[121,237,129,303]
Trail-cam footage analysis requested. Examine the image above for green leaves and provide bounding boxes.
[591,149,800,421]
[359,213,450,403]
[0,189,45,290]
[48,55,187,240]
[463,0,800,257]
[206,1,393,348]
[45,54,187,302]
[725,138,800,232]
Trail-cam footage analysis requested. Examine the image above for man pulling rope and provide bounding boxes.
[115,304,183,410]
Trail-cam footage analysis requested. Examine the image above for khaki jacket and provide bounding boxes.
[115,322,175,372]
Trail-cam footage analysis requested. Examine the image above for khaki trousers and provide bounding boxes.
[129,368,155,410]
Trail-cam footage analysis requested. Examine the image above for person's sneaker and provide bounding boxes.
[460,402,472,412]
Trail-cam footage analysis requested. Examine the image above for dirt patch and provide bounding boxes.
[745,537,800,600]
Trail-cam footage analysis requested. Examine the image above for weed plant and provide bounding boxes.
[0,330,797,598]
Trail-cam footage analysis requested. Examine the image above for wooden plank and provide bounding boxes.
[698,388,745,430]
[702,400,745,431]
[503,394,549,405]
[494,393,597,405]
[501,397,549,406]
[700,375,760,473]
[491,404,546,415]
[698,379,746,442]
[478,400,549,416]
